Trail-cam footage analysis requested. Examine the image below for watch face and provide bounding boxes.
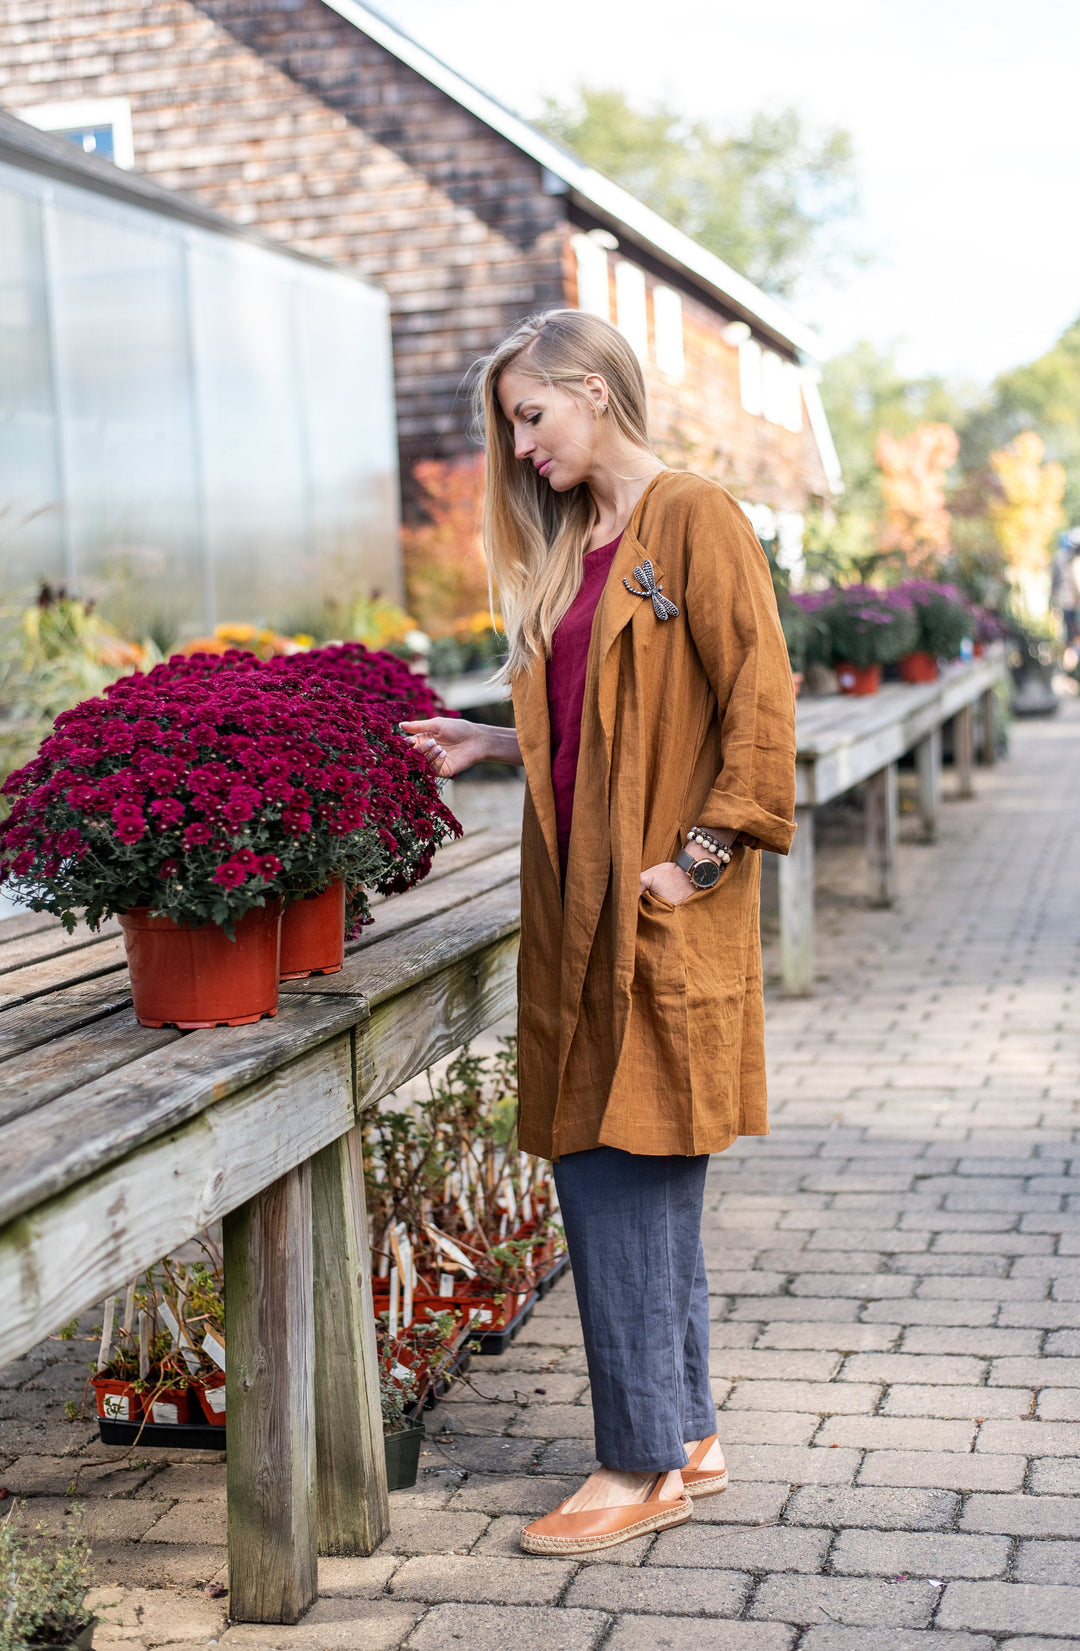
[691,858,721,888]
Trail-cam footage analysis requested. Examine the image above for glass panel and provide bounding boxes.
[49,193,204,639]
[0,177,65,599]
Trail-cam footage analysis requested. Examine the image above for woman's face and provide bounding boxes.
[496,367,608,492]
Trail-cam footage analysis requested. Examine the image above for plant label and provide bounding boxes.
[152,1401,179,1424]
[203,1384,227,1415]
[102,1391,130,1421]
[439,1273,455,1297]
[202,1330,226,1371]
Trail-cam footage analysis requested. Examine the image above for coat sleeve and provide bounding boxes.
[683,484,797,854]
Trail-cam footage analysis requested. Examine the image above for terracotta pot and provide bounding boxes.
[279,881,346,980]
[791,671,804,699]
[835,662,882,696]
[973,641,986,657]
[91,1375,142,1424]
[899,650,939,683]
[119,901,281,1029]
[194,1373,226,1426]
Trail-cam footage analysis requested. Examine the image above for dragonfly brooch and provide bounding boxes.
[623,560,679,621]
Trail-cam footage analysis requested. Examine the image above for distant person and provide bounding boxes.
[1053,531,1080,646]
[404,310,796,1554]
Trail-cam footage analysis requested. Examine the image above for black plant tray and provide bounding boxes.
[98,1417,226,1451]
[535,1253,570,1298]
[466,1292,537,1356]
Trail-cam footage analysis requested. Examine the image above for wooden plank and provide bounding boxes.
[916,728,942,842]
[311,1124,390,1556]
[865,763,898,908]
[0,975,138,1063]
[225,1161,317,1624]
[0,1010,178,1127]
[337,879,520,1011]
[0,936,127,1009]
[0,993,364,1230]
[0,1034,354,1369]
[0,911,59,943]
[778,805,814,996]
[955,704,975,799]
[0,919,122,978]
[337,845,520,962]
[356,930,519,1109]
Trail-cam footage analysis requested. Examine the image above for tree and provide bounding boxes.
[988,431,1065,616]
[400,457,489,636]
[962,315,1080,523]
[537,86,860,300]
[876,424,960,571]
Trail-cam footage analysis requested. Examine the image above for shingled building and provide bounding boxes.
[1,0,842,557]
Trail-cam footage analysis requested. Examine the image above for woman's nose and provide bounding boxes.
[515,427,535,460]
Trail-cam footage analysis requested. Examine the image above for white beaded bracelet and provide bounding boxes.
[687,828,733,864]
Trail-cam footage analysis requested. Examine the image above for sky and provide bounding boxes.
[373,0,1080,387]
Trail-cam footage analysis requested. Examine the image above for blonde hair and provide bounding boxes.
[474,309,652,679]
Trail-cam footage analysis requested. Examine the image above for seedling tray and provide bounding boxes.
[98,1417,225,1451]
[468,1291,537,1355]
[535,1253,570,1298]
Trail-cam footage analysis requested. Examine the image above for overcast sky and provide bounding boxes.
[375,0,1079,387]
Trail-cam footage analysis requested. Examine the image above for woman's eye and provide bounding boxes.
[525,413,541,427]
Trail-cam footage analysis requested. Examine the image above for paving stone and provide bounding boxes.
[386,1471,459,1510]
[403,1603,608,1650]
[756,1324,898,1352]
[91,1541,227,1590]
[139,1498,226,1544]
[715,1410,818,1446]
[961,1495,1080,1538]
[14,1495,166,1542]
[218,1600,422,1649]
[817,1416,976,1451]
[317,1556,401,1596]
[1027,1459,1080,1495]
[722,1443,860,1485]
[506,1403,594,1439]
[798,1633,992,1651]
[783,1485,959,1530]
[710,1351,843,1381]
[937,1580,1080,1635]
[0,1454,162,1498]
[749,1574,936,1627]
[435,1402,519,1435]
[686,1481,790,1526]
[84,1584,225,1643]
[650,1522,828,1572]
[830,1529,1010,1578]
[604,1621,796,1650]
[533,1439,598,1475]
[445,1474,578,1515]
[975,1420,1080,1456]
[1013,1540,1080,1585]
[881,1385,1033,1419]
[989,1358,1080,1387]
[900,1329,1042,1357]
[468,1512,650,1565]
[414,1436,537,1474]
[857,1452,1026,1492]
[133,1462,226,1501]
[375,1507,489,1555]
[724,1381,882,1414]
[563,1562,749,1615]
[452,1372,588,1405]
[840,1354,988,1385]
[729,1297,862,1322]
[389,1553,573,1605]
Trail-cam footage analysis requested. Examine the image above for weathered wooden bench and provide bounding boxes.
[779,649,1009,994]
[0,827,521,1624]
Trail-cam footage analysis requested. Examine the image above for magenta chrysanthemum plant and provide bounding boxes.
[0,662,460,934]
[795,585,919,668]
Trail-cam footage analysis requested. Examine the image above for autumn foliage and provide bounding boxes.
[400,457,491,636]
[875,423,960,570]
[988,431,1065,574]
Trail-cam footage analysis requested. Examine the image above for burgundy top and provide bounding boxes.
[547,534,622,875]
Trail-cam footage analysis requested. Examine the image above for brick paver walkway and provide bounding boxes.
[3,701,1079,1649]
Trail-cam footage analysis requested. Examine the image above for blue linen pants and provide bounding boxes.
[552,1146,716,1473]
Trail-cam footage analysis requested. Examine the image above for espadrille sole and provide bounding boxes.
[683,1468,729,1499]
[519,1497,692,1554]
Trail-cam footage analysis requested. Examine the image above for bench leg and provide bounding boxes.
[916,729,941,842]
[979,685,997,765]
[224,1163,317,1624]
[779,804,814,995]
[955,704,975,798]
[312,1124,390,1556]
[866,763,898,907]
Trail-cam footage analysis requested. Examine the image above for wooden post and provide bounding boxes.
[224,1163,317,1625]
[311,1124,390,1556]
[979,685,997,765]
[955,704,975,799]
[865,762,898,908]
[916,728,941,842]
[779,803,814,995]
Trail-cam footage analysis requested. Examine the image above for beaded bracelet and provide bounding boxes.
[687,827,733,863]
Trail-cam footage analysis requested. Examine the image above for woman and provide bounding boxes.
[403,309,796,1555]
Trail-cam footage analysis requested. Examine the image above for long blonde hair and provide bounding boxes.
[475,309,652,679]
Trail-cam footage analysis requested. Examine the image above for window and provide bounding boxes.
[652,285,684,378]
[762,350,788,426]
[738,337,763,416]
[615,261,648,360]
[571,233,611,320]
[782,362,803,434]
[14,98,135,169]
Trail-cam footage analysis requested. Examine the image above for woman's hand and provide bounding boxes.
[401,717,520,778]
[639,860,696,905]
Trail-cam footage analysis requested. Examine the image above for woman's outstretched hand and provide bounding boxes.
[401,717,494,779]
[639,861,697,905]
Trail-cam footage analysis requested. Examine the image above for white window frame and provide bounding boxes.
[781,362,803,433]
[652,284,685,379]
[614,260,648,360]
[14,97,136,168]
[762,349,787,426]
[738,337,763,417]
[571,233,611,320]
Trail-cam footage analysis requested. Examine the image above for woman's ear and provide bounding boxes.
[582,373,610,414]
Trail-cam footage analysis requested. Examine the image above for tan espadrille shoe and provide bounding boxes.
[519,1473,692,1555]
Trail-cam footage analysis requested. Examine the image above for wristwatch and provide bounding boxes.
[675,847,722,890]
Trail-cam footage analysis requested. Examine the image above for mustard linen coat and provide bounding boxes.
[512,470,797,1162]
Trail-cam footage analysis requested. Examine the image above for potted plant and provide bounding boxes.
[0,1501,96,1649]
[0,663,459,1024]
[893,581,972,681]
[809,586,918,695]
[380,1357,425,1492]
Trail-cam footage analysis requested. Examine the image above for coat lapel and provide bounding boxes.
[511,658,560,887]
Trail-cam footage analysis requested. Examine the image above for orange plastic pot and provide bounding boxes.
[279,881,346,980]
[91,1375,142,1423]
[119,900,281,1028]
[899,651,939,683]
[835,662,881,696]
[146,1385,194,1425]
[194,1373,226,1426]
